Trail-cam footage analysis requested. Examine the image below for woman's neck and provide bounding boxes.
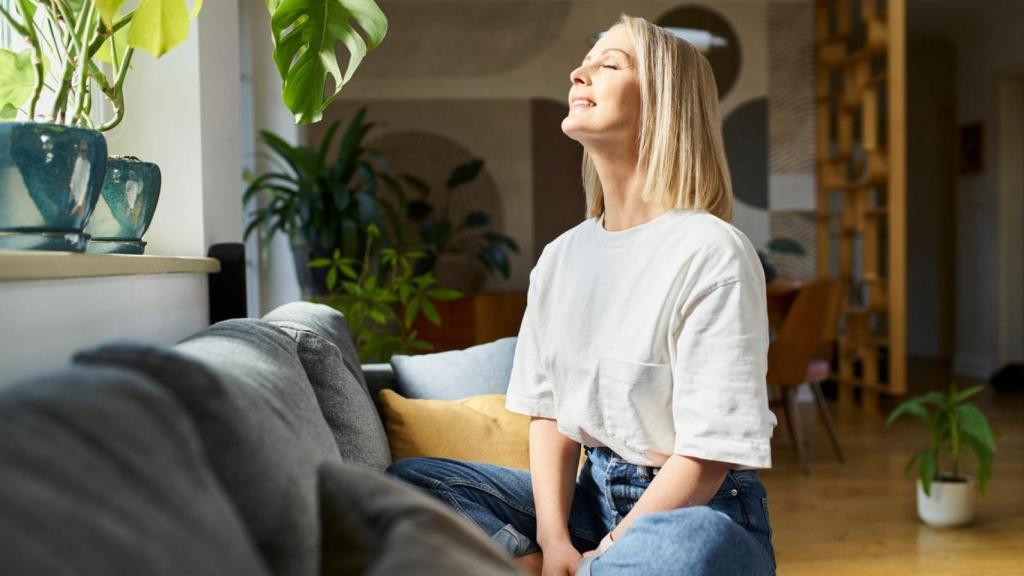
[588,147,666,231]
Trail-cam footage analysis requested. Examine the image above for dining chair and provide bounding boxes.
[766,277,845,476]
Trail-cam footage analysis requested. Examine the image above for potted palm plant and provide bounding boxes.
[243,106,407,296]
[885,381,1001,527]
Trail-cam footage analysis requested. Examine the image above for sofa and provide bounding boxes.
[0,302,525,576]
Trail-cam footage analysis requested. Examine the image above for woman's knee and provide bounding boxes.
[608,506,763,574]
[637,505,740,543]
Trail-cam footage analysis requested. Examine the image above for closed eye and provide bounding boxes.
[602,65,617,69]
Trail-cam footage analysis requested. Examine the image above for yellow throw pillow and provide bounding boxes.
[378,389,587,472]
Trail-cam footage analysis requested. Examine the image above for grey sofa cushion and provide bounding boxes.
[318,460,522,576]
[389,336,517,400]
[263,302,391,471]
[74,320,340,576]
[263,302,368,390]
[0,365,270,576]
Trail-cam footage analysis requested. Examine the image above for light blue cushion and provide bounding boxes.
[389,337,517,400]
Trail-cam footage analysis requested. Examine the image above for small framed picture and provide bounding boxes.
[960,122,984,174]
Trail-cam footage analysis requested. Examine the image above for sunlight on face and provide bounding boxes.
[561,25,642,147]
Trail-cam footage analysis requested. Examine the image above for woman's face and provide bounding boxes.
[561,25,641,147]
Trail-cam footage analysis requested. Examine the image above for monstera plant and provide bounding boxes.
[265,0,388,124]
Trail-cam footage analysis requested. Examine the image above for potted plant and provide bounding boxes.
[2,0,387,253]
[0,0,203,252]
[243,106,408,296]
[757,237,806,283]
[885,381,1001,528]
[310,222,462,362]
[403,158,520,293]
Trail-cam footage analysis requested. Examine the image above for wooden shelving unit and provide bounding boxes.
[815,0,906,412]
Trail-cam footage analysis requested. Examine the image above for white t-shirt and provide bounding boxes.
[504,208,778,470]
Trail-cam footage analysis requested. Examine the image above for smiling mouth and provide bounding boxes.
[571,100,596,109]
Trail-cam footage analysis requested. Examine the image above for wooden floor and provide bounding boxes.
[761,357,1024,575]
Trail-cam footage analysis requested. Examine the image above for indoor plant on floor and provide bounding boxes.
[885,381,1001,527]
[0,0,202,253]
[309,222,462,362]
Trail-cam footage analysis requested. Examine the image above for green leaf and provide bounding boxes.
[447,158,484,189]
[426,287,461,300]
[0,49,37,113]
[128,0,193,58]
[268,0,388,124]
[485,231,520,252]
[953,384,985,405]
[326,266,338,291]
[960,435,993,494]
[404,296,420,328]
[408,338,433,351]
[0,103,17,120]
[885,391,944,427]
[317,119,343,166]
[308,257,332,268]
[96,0,127,27]
[421,298,440,325]
[919,448,938,497]
[956,403,997,452]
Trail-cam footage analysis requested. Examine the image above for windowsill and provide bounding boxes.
[0,252,221,281]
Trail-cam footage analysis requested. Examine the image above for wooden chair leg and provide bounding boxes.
[782,386,810,476]
[810,381,844,463]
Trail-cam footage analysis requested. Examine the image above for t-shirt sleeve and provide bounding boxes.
[504,267,555,418]
[671,278,776,469]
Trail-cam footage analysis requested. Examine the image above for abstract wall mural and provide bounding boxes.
[655,5,742,100]
[356,1,571,78]
[361,130,504,253]
[723,98,769,210]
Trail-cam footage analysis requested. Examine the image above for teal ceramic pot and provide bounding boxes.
[0,122,107,251]
[84,157,161,255]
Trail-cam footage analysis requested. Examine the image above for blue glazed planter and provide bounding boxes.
[85,157,161,255]
[0,122,107,251]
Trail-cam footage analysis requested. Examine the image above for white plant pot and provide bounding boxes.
[916,475,976,528]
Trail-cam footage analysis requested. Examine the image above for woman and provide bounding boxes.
[387,14,778,576]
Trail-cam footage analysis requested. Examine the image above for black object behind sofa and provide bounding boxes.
[0,302,520,576]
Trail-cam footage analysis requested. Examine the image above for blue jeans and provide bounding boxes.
[386,445,777,575]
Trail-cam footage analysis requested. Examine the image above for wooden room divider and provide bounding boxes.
[814,0,906,412]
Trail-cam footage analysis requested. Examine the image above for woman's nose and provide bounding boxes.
[569,65,589,86]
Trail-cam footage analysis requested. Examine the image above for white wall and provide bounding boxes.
[243,0,303,314]
[948,2,1024,376]
[0,3,244,385]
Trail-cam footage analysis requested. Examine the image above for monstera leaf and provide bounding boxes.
[265,0,388,124]
[96,0,203,57]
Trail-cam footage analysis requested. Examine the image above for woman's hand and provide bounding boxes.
[539,539,582,576]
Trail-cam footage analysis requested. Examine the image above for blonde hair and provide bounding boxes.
[582,14,733,222]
